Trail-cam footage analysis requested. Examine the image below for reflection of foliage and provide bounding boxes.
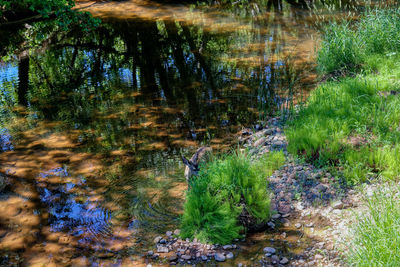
[0,0,74,17]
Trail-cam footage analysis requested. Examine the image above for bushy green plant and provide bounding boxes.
[180,151,285,244]
[347,184,400,266]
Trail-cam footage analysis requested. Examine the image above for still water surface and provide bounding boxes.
[0,0,394,266]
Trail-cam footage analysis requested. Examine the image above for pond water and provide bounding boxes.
[0,0,395,266]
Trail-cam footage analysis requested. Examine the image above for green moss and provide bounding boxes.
[180,151,285,244]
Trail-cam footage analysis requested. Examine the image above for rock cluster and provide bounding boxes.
[146,230,239,265]
[238,117,287,154]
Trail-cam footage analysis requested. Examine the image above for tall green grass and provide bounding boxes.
[180,151,285,244]
[317,9,400,76]
[347,184,400,266]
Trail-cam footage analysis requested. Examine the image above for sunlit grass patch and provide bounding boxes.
[180,151,285,244]
[347,183,400,266]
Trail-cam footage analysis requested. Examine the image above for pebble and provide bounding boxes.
[271,255,280,264]
[157,246,168,253]
[223,245,233,250]
[181,255,191,260]
[166,231,173,237]
[332,201,344,209]
[226,252,234,259]
[215,253,226,262]
[315,254,323,260]
[173,229,180,235]
[295,223,302,229]
[154,236,162,244]
[271,213,281,219]
[201,255,208,261]
[253,137,267,147]
[263,247,276,254]
[169,254,178,261]
[280,257,289,264]
[147,250,154,256]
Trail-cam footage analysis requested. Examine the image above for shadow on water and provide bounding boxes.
[0,0,396,265]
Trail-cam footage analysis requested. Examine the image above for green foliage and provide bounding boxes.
[317,9,400,76]
[317,22,362,75]
[180,151,285,244]
[347,184,400,266]
[287,66,400,184]
[288,9,400,184]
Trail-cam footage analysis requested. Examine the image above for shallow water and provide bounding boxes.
[0,0,395,266]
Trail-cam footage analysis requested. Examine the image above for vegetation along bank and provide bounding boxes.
[157,8,400,267]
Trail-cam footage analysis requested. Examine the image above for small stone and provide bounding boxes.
[166,231,173,237]
[215,253,226,262]
[157,246,168,253]
[226,252,234,259]
[281,213,290,218]
[295,223,302,229]
[315,254,323,260]
[267,221,275,228]
[280,232,287,238]
[271,255,279,263]
[263,247,276,254]
[169,254,178,261]
[173,229,180,235]
[280,257,289,264]
[332,201,344,209]
[147,250,154,256]
[253,137,267,147]
[159,239,167,244]
[305,223,314,228]
[238,264,243,267]
[223,245,233,250]
[154,236,162,244]
[181,255,191,260]
[196,252,201,258]
[201,255,208,261]
[271,214,281,219]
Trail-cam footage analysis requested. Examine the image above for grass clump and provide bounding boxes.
[180,151,285,244]
[317,9,400,76]
[347,184,400,266]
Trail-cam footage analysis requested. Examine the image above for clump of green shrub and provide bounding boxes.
[317,9,400,76]
[180,151,285,244]
[347,184,400,266]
